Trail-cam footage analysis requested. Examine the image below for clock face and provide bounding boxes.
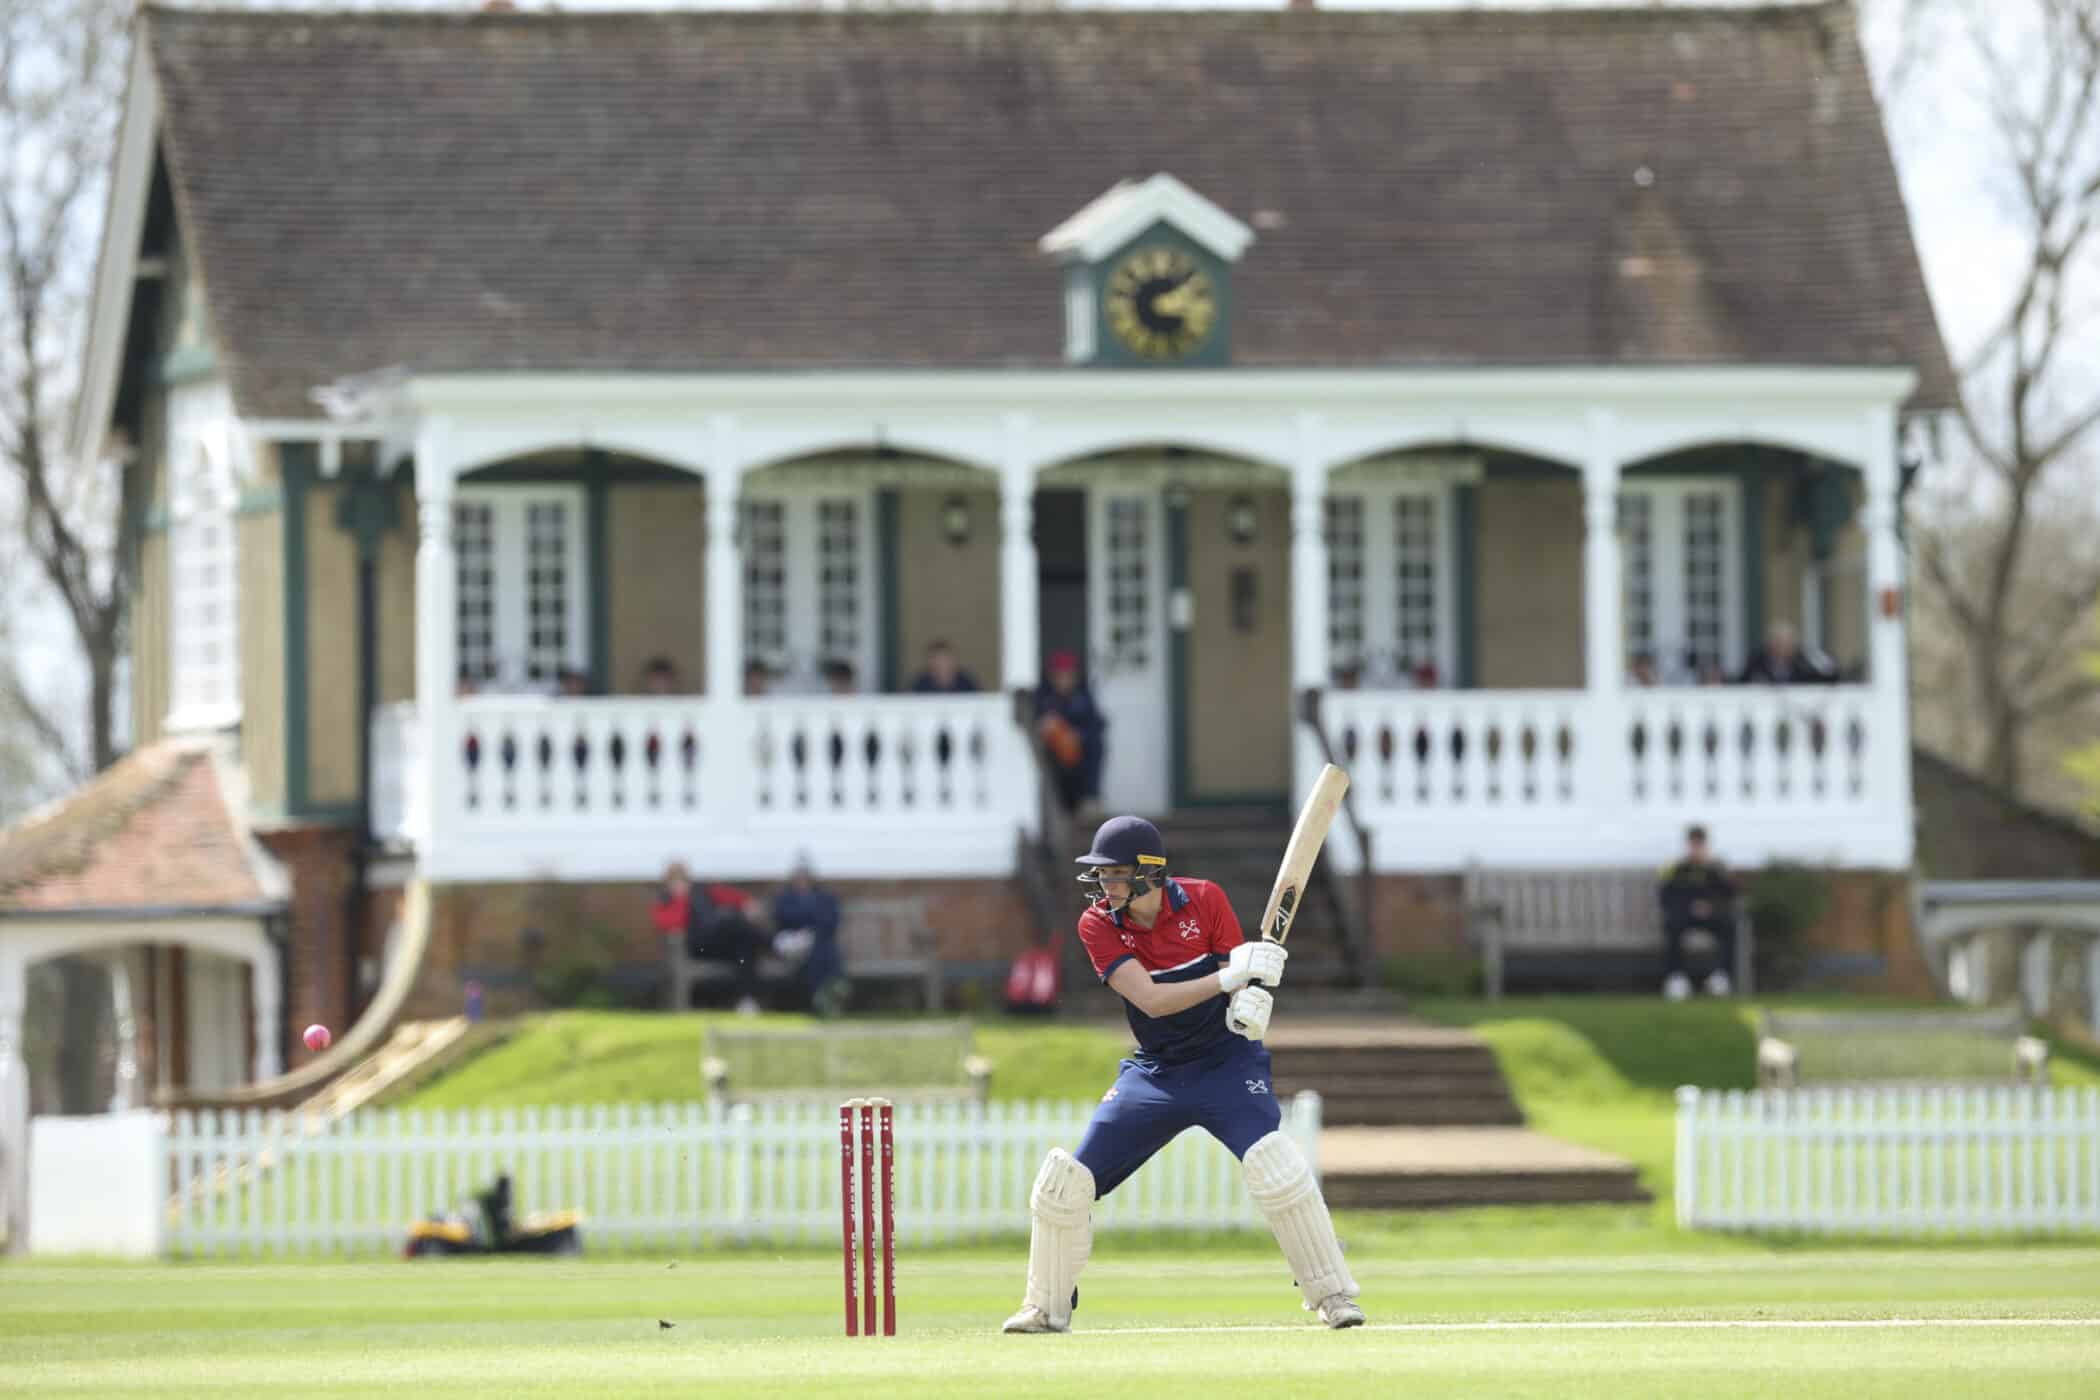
[1104,246,1218,361]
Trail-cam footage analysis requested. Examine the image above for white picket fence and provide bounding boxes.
[1676,1085,2100,1234]
[159,1093,1322,1257]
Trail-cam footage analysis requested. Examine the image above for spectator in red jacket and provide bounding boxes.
[654,861,769,1014]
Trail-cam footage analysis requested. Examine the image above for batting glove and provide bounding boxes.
[1219,940,1287,993]
[1226,985,1273,1040]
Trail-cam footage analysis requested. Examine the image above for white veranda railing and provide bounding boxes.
[1314,683,1902,868]
[1676,1085,2100,1234]
[159,1094,1323,1257]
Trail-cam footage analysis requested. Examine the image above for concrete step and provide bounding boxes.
[1272,1045,1502,1071]
[1317,1126,1651,1210]
[1300,1097,1524,1128]
[1274,1075,1520,1103]
[1323,1168,1650,1209]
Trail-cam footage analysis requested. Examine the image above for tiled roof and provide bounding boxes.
[142,3,1956,417]
[0,737,286,914]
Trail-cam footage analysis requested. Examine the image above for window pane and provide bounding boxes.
[1393,494,1438,673]
[1324,495,1365,667]
[742,500,788,664]
[523,502,572,683]
[1104,498,1150,669]
[1621,492,1655,674]
[817,499,861,669]
[1682,491,1727,676]
[170,504,240,720]
[453,501,499,683]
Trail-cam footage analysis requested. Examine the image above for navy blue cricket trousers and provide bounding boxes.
[1072,1036,1282,1198]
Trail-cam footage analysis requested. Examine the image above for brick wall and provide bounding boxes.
[255,824,359,1067]
[1363,866,1932,997]
[407,876,1036,1019]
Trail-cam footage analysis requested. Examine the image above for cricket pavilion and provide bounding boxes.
[12,0,1954,1162]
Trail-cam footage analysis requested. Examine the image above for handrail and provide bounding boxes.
[1012,689,1086,1003]
[1014,687,1074,862]
[1297,687,1377,989]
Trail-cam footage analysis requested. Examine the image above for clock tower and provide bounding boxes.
[1039,173,1256,369]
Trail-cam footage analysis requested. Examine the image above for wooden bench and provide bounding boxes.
[665,894,943,1013]
[1755,1007,2050,1089]
[1464,865,1754,1001]
[699,1020,994,1105]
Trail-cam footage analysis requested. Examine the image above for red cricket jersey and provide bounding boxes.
[1077,877,1247,1065]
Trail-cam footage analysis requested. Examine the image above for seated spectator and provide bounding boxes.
[823,659,858,695]
[1629,653,1660,687]
[1657,825,1740,1001]
[652,860,770,1015]
[743,659,775,697]
[771,854,849,1018]
[910,639,980,694]
[1736,621,1837,685]
[556,667,591,697]
[641,656,682,695]
[1034,650,1106,819]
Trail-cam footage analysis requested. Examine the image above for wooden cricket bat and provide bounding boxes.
[1256,764,1349,946]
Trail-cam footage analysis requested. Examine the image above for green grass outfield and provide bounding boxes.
[6,1249,2099,1397]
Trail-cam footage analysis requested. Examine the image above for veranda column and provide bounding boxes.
[1289,414,1333,824]
[702,433,743,702]
[702,420,756,832]
[249,937,283,1081]
[999,412,1041,692]
[1862,406,1914,865]
[106,952,138,1111]
[1581,409,1626,823]
[0,948,26,1253]
[1290,413,1330,694]
[412,417,458,868]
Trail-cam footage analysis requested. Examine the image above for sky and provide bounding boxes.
[5,0,2038,802]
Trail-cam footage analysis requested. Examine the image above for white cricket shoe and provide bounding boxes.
[1001,1304,1067,1334]
[1704,970,1733,998]
[734,996,761,1017]
[1316,1293,1367,1329]
[1662,973,1691,1002]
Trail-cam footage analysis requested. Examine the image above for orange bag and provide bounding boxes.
[1040,713,1084,769]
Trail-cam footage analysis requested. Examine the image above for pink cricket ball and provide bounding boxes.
[303,1024,332,1052]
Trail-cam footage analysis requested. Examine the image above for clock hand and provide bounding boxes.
[1152,282,1197,318]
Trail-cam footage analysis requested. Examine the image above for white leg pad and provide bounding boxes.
[1242,1131,1357,1309]
[1022,1149,1095,1326]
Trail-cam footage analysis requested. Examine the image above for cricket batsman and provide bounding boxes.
[1002,815,1365,1333]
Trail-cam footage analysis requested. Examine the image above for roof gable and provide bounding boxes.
[1040,173,1256,265]
[0,738,287,915]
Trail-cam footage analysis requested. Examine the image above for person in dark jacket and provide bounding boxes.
[771,855,849,1018]
[910,639,981,694]
[1657,826,1740,1000]
[1034,650,1107,818]
[1736,621,1838,685]
[652,861,769,1014]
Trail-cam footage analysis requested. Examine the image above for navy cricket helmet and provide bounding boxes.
[1075,816,1168,903]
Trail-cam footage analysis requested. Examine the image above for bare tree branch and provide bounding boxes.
[0,0,132,777]
[0,662,83,786]
[2010,563,2100,692]
[1893,0,2100,799]
[2027,672,2100,719]
[1916,526,1985,635]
